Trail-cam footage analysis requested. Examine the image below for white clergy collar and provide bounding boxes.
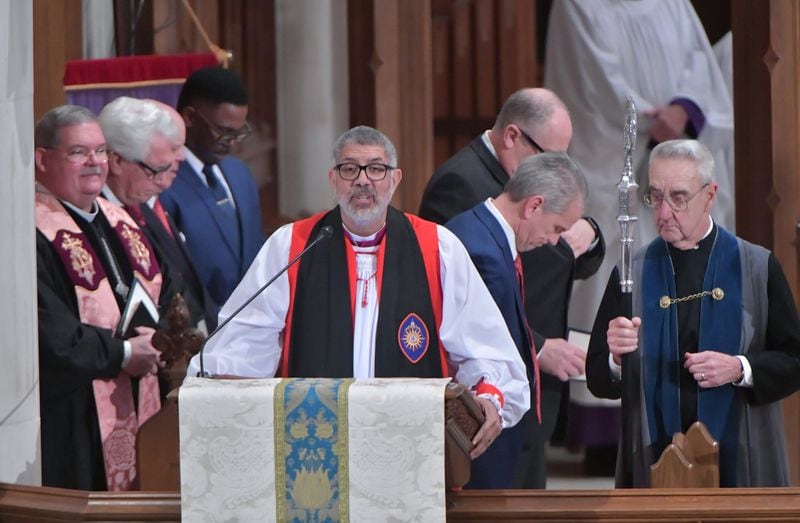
[60,198,99,222]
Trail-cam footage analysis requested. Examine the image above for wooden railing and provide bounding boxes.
[2,483,800,522]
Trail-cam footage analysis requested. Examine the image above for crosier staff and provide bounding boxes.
[617,96,639,488]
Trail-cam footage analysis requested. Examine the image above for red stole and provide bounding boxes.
[35,191,162,491]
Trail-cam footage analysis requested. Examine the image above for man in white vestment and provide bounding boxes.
[187,125,530,459]
[544,0,735,333]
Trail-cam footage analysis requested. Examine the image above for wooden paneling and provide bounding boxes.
[220,1,279,231]
[32,0,82,120]
[3,483,800,522]
[347,0,434,213]
[497,0,536,102]
[151,0,279,232]
[447,488,800,521]
[430,0,537,188]
[113,0,154,56]
[732,0,800,486]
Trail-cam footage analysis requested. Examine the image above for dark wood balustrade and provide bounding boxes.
[2,483,800,522]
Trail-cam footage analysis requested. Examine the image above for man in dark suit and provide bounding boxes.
[99,96,214,332]
[448,152,587,488]
[160,67,266,312]
[420,87,605,487]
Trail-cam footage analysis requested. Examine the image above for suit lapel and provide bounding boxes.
[473,203,515,268]
[470,136,510,189]
[473,204,528,334]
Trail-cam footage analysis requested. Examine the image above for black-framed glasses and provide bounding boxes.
[194,110,252,144]
[643,183,709,211]
[517,125,546,153]
[45,145,108,164]
[136,160,172,179]
[335,162,395,181]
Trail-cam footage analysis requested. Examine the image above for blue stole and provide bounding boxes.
[641,227,742,486]
[274,378,354,522]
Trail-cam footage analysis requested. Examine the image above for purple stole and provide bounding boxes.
[35,190,162,491]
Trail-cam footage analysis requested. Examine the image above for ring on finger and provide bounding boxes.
[701,372,706,381]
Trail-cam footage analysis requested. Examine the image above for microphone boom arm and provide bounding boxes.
[198,225,333,377]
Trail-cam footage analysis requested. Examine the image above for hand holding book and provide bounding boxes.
[115,278,159,339]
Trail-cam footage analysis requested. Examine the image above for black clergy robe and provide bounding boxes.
[586,225,800,486]
[36,206,176,490]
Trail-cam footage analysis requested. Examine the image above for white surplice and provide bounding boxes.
[545,0,735,331]
[187,221,530,428]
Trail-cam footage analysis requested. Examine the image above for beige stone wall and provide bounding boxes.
[275,0,350,218]
[0,0,38,485]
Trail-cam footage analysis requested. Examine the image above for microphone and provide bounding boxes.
[197,224,333,377]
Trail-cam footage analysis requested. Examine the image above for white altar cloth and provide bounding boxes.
[179,377,448,522]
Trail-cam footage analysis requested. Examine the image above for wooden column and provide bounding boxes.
[347,0,434,213]
[732,0,800,485]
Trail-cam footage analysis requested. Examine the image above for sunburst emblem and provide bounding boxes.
[402,320,425,351]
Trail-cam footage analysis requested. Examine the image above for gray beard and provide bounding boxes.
[336,187,394,230]
[339,197,387,229]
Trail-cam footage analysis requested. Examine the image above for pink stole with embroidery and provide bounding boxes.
[35,191,162,491]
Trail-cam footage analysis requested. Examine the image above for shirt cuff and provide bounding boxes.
[122,340,132,368]
[583,217,601,252]
[473,380,504,423]
[476,393,503,418]
[734,355,753,387]
[609,353,622,380]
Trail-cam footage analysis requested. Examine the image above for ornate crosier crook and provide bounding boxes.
[618,96,639,488]
[618,96,638,296]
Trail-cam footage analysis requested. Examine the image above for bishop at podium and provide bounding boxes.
[187,126,530,463]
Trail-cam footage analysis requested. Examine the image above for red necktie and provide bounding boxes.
[515,255,542,424]
[152,199,174,239]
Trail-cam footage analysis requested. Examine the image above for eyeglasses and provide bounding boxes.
[137,160,172,179]
[47,146,108,164]
[194,110,252,144]
[643,183,709,211]
[335,162,395,181]
[517,126,546,153]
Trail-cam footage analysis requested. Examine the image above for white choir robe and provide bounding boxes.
[187,221,531,428]
[544,0,735,332]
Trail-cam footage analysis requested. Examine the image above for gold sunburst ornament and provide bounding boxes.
[402,320,425,350]
[398,313,430,363]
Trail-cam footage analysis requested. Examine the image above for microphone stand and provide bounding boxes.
[198,225,333,377]
[617,97,639,487]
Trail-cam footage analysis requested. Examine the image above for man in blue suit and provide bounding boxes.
[447,152,587,489]
[160,67,265,313]
[421,88,603,488]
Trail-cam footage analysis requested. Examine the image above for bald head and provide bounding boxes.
[490,88,573,175]
[494,88,572,151]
